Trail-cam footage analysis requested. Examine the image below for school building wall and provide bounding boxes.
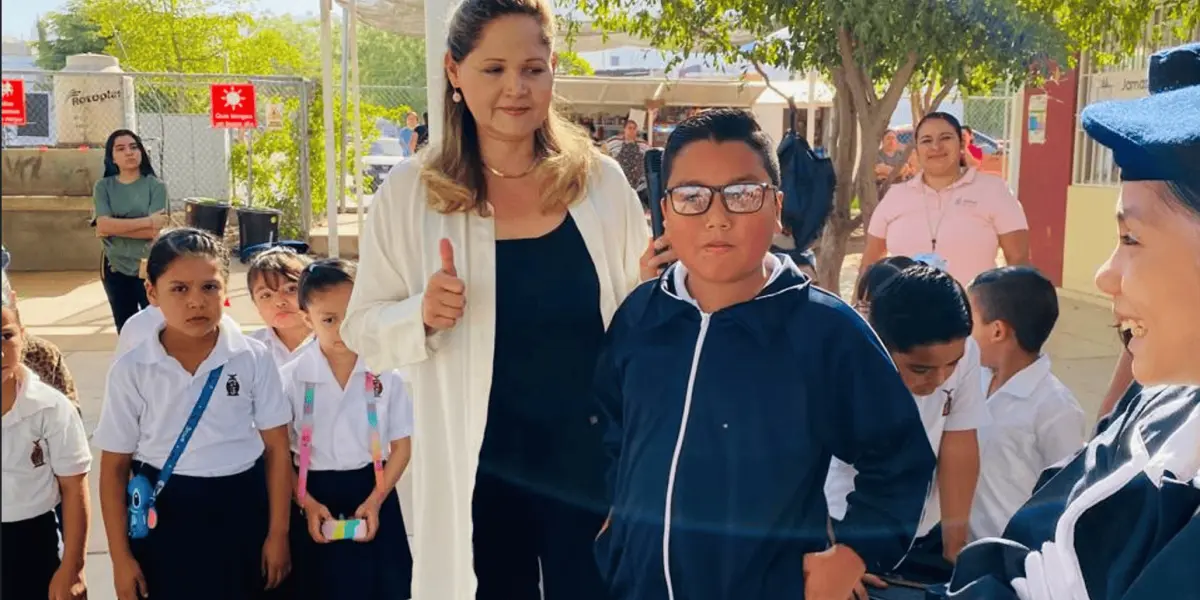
[1062,185,1119,301]
[1016,70,1077,289]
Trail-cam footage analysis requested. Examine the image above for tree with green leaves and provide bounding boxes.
[35,0,110,71]
[576,0,1199,290]
[557,50,596,76]
[38,0,314,76]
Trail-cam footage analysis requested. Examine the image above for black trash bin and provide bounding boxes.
[184,199,231,239]
[236,207,282,254]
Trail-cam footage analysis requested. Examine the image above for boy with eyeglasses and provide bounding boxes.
[592,109,936,600]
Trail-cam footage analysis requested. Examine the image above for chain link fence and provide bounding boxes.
[962,94,1018,186]
[2,69,315,238]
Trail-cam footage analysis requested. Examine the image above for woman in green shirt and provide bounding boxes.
[92,129,169,332]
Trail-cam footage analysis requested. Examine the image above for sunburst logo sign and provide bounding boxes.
[1,79,27,126]
[210,83,258,129]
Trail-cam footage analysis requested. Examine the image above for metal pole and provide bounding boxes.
[424,0,450,140]
[320,0,339,257]
[298,80,312,238]
[350,0,365,236]
[339,6,350,214]
[246,129,255,207]
[225,52,233,203]
[805,69,817,143]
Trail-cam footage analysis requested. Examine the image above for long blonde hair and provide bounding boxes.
[420,0,596,215]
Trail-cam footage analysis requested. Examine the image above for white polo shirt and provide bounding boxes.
[93,320,293,478]
[3,368,92,522]
[282,342,413,472]
[827,338,990,537]
[249,327,311,368]
[116,306,242,358]
[969,355,1086,539]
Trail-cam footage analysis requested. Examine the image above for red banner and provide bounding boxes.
[210,83,257,129]
[1,79,27,126]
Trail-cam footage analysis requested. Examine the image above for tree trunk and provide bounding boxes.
[855,119,887,236]
[816,37,921,294]
[816,68,860,291]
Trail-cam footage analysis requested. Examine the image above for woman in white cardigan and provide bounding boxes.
[340,0,665,598]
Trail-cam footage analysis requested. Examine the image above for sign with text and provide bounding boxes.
[265,102,284,129]
[1027,94,1048,145]
[1,79,27,126]
[210,83,257,128]
[1088,68,1149,104]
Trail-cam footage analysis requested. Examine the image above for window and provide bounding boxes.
[2,90,54,147]
[610,55,620,67]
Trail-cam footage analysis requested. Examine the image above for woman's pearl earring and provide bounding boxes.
[452,89,462,103]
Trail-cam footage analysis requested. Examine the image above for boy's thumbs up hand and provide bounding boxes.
[423,238,466,333]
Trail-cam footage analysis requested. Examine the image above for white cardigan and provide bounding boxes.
[341,154,648,599]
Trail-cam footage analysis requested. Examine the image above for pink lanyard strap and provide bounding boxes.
[297,374,385,504]
[297,383,316,504]
[364,373,385,490]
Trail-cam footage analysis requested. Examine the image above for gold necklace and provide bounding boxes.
[483,159,541,179]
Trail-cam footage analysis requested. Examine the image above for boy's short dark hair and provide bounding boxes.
[298,257,357,310]
[661,108,780,189]
[970,266,1059,354]
[855,256,920,303]
[869,265,973,353]
[247,246,313,292]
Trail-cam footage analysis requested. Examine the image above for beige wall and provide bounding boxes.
[1062,185,1120,300]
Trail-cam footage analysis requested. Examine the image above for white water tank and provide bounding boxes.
[53,54,137,147]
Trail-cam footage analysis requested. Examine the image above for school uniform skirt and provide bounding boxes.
[130,458,273,600]
[289,464,412,600]
[1,509,61,599]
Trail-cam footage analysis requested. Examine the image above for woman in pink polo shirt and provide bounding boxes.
[861,112,1030,285]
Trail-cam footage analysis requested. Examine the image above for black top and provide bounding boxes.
[479,214,608,510]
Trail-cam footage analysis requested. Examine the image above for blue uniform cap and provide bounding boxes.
[1081,43,1200,187]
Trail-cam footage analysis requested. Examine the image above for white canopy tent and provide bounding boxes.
[555,76,769,110]
[751,73,835,146]
[317,0,760,255]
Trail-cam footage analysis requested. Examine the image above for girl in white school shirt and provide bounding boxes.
[114,247,313,364]
[282,258,413,599]
[93,228,294,600]
[247,246,315,366]
[2,271,92,600]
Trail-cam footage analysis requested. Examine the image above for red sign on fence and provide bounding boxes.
[210,83,257,129]
[1,79,27,126]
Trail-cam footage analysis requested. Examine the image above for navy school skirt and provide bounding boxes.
[130,457,274,600]
[288,463,412,600]
[1,509,61,599]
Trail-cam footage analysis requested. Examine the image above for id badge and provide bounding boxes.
[913,252,949,272]
[126,474,158,539]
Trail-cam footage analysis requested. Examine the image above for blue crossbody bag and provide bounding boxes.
[127,367,224,539]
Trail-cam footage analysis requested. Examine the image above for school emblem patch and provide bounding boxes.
[226,374,241,396]
[942,390,954,417]
[30,439,45,468]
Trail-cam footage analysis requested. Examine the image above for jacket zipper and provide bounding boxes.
[662,313,710,600]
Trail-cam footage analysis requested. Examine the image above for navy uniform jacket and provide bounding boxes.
[593,256,936,600]
[948,385,1199,599]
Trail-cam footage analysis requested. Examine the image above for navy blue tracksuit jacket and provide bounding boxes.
[593,257,937,600]
[946,385,1199,600]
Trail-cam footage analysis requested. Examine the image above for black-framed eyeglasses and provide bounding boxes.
[665,182,774,216]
